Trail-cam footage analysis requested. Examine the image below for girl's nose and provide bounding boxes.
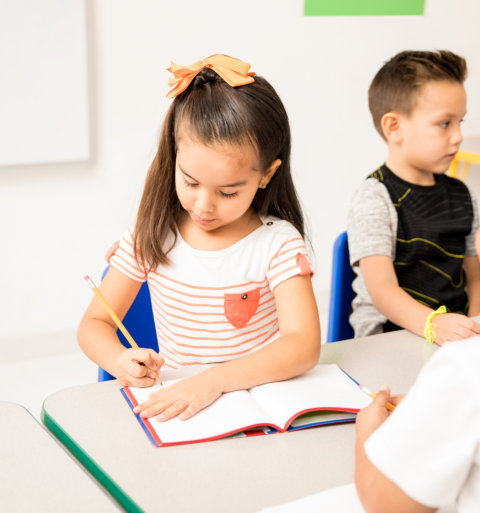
[195,189,215,214]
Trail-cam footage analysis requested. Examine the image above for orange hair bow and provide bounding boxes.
[166,54,255,99]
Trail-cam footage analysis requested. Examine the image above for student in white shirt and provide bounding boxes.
[354,338,480,513]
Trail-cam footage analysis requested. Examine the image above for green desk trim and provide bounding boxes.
[41,404,143,513]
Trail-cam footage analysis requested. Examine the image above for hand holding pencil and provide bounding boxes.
[359,384,397,412]
[84,275,163,386]
[355,384,403,446]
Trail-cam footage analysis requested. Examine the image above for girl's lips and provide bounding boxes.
[192,213,215,224]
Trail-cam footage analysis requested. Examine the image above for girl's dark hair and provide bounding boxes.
[134,67,304,268]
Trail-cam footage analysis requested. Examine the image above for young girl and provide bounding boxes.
[77,54,321,422]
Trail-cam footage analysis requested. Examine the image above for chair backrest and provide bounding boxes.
[326,231,354,343]
[97,266,158,381]
[447,149,480,182]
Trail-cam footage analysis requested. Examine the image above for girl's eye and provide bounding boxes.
[439,121,450,128]
[183,179,198,188]
[220,191,238,199]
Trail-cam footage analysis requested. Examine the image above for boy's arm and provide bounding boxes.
[355,389,435,513]
[465,189,480,315]
[360,255,480,343]
[360,255,432,336]
[464,255,480,316]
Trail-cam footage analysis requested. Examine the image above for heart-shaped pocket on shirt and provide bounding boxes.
[224,288,261,329]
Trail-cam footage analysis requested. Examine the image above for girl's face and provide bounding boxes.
[175,129,278,234]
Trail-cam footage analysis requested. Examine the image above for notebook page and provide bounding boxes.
[127,380,275,444]
[249,365,371,429]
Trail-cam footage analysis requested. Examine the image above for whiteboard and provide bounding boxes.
[0,0,89,166]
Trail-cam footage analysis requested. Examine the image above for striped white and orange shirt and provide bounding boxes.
[110,216,313,369]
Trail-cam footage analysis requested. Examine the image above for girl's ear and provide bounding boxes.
[259,159,282,188]
[381,112,403,143]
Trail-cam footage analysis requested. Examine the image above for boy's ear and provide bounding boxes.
[381,112,403,143]
[259,158,281,188]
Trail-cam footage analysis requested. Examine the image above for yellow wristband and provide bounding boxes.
[423,305,447,344]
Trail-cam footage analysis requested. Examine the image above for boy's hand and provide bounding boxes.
[114,348,164,387]
[356,386,403,444]
[133,371,222,421]
[431,313,480,345]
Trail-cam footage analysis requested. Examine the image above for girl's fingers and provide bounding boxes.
[134,390,169,415]
[178,401,201,420]
[123,350,162,378]
[139,349,164,370]
[125,359,150,378]
[124,375,156,388]
[154,400,188,422]
[138,397,186,420]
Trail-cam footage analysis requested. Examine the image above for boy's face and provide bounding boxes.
[396,80,466,177]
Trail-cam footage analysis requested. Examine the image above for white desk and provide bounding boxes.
[42,329,435,513]
[0,401,121,512]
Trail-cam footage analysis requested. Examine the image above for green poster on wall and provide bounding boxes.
[304,0,425,16]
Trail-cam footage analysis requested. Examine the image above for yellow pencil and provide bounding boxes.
[359,385,396,412]
[84,275,139,348]
[84,275,161,384]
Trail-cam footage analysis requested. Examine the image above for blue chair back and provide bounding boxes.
[98,266,158,381]
[326,232,354,342]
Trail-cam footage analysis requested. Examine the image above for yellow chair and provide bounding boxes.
[447,150,480,181]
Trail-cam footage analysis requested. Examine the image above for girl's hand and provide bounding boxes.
[114,348,164,387]
[133,371,222,421]
[431,313,480,345]
[355,386,403,444]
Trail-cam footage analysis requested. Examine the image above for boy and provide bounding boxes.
[355,338,480,512]
[347,50,480,344]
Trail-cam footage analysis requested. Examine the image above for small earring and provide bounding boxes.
[259,184,266,189]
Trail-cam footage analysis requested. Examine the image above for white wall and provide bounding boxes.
[2,0,480,342]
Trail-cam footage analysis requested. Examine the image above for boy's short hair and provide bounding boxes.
[369,50,467,138]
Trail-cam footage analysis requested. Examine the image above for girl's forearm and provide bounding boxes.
[203,332,321,394]
[77,318,126,375]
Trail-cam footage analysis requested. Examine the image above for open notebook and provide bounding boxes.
[121,364,371,447]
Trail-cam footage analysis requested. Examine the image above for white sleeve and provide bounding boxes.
[364,341,480,508]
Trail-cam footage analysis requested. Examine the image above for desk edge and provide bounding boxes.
[41,404,144,513]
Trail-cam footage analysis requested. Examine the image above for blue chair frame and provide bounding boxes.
[326,231,354,343]
[98,266,158,381]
